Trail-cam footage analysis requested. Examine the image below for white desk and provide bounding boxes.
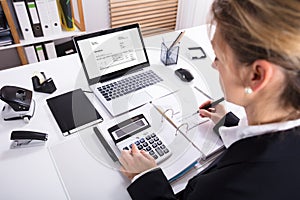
[0,25,224,199]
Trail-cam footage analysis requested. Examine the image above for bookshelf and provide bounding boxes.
[0,0,27,64]
[0,0,85,66]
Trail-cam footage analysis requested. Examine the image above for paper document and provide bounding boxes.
[150,87,224,180]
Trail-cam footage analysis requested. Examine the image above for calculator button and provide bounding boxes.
[155,147,164,156]
[163,148,169,154]
[152,143,157,148]
[149,150,155,155]
[137,145,143,150]
[154,137,159,141]
[135,141,140,145]
[160,144,166,149]
[129,144,133,148]
[123,147,129,150]
[140,138,145,143]
[145,146,151,151]
[151,133,156,137]
[148,139,154,144]
[146,135,151,140]
[143,142,148,147]
[157,140,162,145]
[152,154,158,159]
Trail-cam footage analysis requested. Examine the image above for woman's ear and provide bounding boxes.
[248,60,274,93]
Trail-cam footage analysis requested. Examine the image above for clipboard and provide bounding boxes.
[47,89,103,136]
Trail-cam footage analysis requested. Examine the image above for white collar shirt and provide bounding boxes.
[219,118,300,148]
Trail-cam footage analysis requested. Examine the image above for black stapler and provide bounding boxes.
[10,130,48,148]
[0,86,35,122]
[32,72,56,94]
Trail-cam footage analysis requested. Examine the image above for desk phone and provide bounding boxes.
[108,114,172,164]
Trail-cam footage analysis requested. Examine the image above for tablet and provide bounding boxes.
[47,89,103,136]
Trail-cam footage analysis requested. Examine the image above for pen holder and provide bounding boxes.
[160,42,179,66]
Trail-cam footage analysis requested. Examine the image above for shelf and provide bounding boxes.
[0,28,85,50]
[0,0,86,66]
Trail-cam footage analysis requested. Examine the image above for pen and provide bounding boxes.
[168,31,185,49]
[189,97,225,117]
[201,97,225,110]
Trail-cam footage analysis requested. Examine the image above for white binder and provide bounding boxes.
[24,45,38,63]
[44,41,57,59]
[35,0,61,36]
[47,0,62,35]
[35,44,46,61]
[12,0,34,40]
[35,0,52,36]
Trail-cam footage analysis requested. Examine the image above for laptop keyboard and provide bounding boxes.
[97,70,163,101]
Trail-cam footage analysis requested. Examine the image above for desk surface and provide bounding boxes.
[0,25,225,199]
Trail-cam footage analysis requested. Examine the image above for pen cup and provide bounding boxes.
[160,42,179,66]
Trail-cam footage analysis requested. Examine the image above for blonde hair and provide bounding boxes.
[210,0,300,110]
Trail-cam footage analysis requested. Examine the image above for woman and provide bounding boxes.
[119,0,300,199]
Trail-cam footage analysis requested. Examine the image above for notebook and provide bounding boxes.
[73,23,172,117]
[46,89,103,136]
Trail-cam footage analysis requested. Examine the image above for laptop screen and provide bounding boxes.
[73,24,149,84]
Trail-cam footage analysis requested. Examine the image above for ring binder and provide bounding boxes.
[160,108,176,123]
[36,0,62,35]
[151,102,207,160]
[147,87,226,182]
[176,123,188,136]
[150,88,224,163]
[35,0,51,36]
[25,0,43,37]
[12,0,35,40]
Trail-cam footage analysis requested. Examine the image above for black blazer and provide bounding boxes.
[127,126,300,200]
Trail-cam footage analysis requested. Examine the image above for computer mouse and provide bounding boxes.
[174,68,194,82]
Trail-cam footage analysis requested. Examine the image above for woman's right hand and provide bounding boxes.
[198,100,227,124]
[119,144,157,180]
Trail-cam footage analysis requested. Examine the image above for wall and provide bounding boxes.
[82,0,213,32]
[176,0,214,30]
[82,0,110,32]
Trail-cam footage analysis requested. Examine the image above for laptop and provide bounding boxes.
[73,24,172,116]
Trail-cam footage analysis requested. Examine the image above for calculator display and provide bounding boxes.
[108,114,151,143]
[115,120,145,138]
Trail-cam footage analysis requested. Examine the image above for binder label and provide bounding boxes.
[27,2,40,24]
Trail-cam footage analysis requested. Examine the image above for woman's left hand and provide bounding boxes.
[119,144,157,180]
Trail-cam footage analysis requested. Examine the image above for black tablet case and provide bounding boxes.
[47,89,103,135]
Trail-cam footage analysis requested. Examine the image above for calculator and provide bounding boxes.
[108,114,172,164]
